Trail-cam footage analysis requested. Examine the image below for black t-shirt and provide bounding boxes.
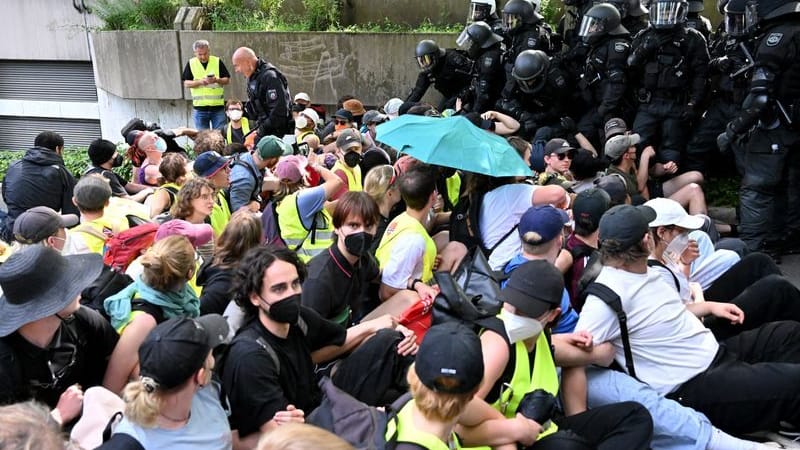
[85,166,128,197]
[0,307,119,408]
[220,308,346,437]
[302,245,380,323]
[182,58,231,111]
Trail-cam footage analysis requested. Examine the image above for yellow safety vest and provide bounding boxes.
[385,401,463,450]
[446,173,461,209]
[332,160,363,192]
[375,212,436,283]
[491,321,560,439]
[226,117,250,144]
[72,217,128,256]
[189,56,224,107]
[297,129,315,143]
[209,190,231,236]
[275,191,335,262]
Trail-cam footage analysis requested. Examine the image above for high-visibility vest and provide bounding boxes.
[226,117,250,144]
[275,191,335,262]
[384,401,463,450]
[446,172,461,209]
[332,160,363,192]
[189,56,224,107]
[375,212,436,283]
[209,190,231,236]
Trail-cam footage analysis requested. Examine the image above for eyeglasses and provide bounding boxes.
[29,325,78,391]
[334,119,349,125]
[551,150,576,161]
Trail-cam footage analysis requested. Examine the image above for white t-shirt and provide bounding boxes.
[575,266,719,395]
[380,233,427,290]
[479,183,538,271]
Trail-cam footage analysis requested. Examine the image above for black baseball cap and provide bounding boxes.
[544,138,576,155]
[604,117,628,140]
[599,204,657,250]
[13,206,79,244]
[502,260,563,318]
[415,323,484,394]
[594,174,628,206]
[573,188,611,233]
[138,315,229,390]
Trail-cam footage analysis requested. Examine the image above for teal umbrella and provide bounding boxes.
[376,114,532,177]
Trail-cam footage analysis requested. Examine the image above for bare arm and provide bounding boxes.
[531,185,568,207]
[102,313,157,395]
[148,188,171,218]
[475,330,511,401]
[310,315,394,364]
[482,111,520,136]
[573,132,597,156]
[560,366,587,416]
[551,332,615,367]
[457,397,542,448]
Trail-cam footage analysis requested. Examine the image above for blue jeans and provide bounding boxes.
[193,107,227,130]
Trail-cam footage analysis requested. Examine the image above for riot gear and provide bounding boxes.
[458,21,504,58]
[580,3,628,45]
[503,0,541,34]
[470,0,496,22]
[513,50,550,93]
[601,0,631,18]
[724,0,748,37]
[415,40,445,72]
[649,0,689,29]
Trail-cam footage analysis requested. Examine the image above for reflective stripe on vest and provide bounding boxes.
[226,117,250,143]
[189,56,224,107]
[375,212,436,283]
[275,191,334,262]
[385,401,463,450]
[332,160,363,192]
[446,172,461,208]
[209,190,231,236]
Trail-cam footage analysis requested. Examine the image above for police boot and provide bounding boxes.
[760,239,783,264]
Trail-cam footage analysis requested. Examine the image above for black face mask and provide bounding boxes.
[112,155,124,167]
[264,293,301,324]
[344,231,374,257]
[344,151,362,168]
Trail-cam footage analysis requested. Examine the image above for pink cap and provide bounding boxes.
[274,155,307,183]
[156,220,213,248]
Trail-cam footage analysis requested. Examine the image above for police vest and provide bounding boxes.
[275,191,335,262]
[226,117,250,143]
[332,160,363,192]
[375,212,436,283]
[209,190,231,236]
[189,56,225,107]
[385,401,463,450]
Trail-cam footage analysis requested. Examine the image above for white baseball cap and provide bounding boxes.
[383,98,403,119]
[644,197,705,229]
[294,92,311,103]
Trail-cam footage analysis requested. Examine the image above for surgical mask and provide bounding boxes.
[112,155,124,167]
[264,293,301,324]
[344,231,374,257]
[662,231,690,272]
[155,137,168,152]
[228,110,243,121]
[502,310,544,344]
[344,151,362,168]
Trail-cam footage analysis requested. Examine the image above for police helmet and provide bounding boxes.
[724,0,748,36]
[512,50,551,93]
[744,0,800,33]
[457,21,504,58]
[415,40,445,72]
[580,3,628,44]
[470,0,497,22]
[649,0,689,29]
[502,0,541,33]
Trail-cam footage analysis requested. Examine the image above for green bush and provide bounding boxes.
[302,0,340,31]
[0,148,132,183]
[95,0,180,30]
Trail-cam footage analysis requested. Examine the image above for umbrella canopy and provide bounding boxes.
[376,114,532,177]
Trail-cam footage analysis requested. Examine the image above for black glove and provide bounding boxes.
[717,124,737,154]
[642,33,661,53]
[517,389,558,424]
[560,116,577,134]
[710,56,733,74]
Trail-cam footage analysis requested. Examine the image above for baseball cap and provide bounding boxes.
[363,110,388,125]
[294,92,311,103]
[599,204,657,250]
[336,129,363,151]
[383,98,403,119]
[573,188,611,233]
[126,130,144,148]
[518,206,569,245]
[604,133,641,160]
[604,118,628,140]
[544,138,576,155]
[333,109,354,122]
[594,174,628,206]
[342,99,366,116]
[13,206,79,244]
[156,219,214,248]
[274,155,307,183]
[138,315,230,390]
[645,197,705,229]
[74,175,113,211]
[502,260,564,318]
[300,108,320,126]
[193,151,230,178]
[256,135,291,160]
[414,322,484,394]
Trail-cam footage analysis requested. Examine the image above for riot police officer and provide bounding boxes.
[717,0,800,254]
[623,0,651,36]
[457,21,506,113]
[627,0,709,165]
[468,0,505,37]
[501,0,554,96]
[497,50,572,140]
[685,0,713,41]
[576,3,632,145]
[406,39,475,111]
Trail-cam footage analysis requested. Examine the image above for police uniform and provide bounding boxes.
[622,15,651,38]
[498,63,571,139]
[472,45,506,113]
[245,59,292,138]
[686,13,714,41]
[407,48,474,111]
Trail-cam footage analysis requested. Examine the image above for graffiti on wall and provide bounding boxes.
[278,36,357,100]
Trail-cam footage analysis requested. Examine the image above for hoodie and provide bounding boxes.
[197,259,234,316]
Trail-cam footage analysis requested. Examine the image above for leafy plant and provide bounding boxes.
[302,0,340,31]
[94,0,141,30]
[0,148,132,182]
[95,0,180,30]
[137,0,181,28]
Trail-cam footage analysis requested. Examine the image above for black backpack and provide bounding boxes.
[449,191,517,257]
[80,265,134,320]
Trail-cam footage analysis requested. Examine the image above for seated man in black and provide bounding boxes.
[0,246,116,427]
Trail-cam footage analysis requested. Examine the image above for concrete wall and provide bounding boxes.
[96,88,193,146]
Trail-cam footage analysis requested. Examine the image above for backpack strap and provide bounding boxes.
[73,223,110,242]
[646,259,680,291]
[583,282,637,379]
[253,317,307,377]
[231,157,263,202]
[484,224,519,256]
[384,392,414,450]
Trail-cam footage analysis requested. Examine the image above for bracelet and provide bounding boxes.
[408,278,423,290]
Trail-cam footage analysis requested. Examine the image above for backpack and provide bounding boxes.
[261,200,286,248]
[80,265,134,320]
[449,191,517,258]
[103,223,160,272]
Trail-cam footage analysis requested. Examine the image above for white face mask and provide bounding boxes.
[228,110,243,121]
[502,309,544,344]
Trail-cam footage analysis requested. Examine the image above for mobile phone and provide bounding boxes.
[293,142,310,156]
[206,73,214,78]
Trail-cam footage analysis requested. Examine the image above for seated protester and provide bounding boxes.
[604,133,649,204]
[536,139,576,192]
[331,129,365,200]
[171,177,218,260]
[133,131,168,188]
[477,260,654,449]
[563,189,611,309]
[148,153,188,219]
[294,108,321,145]
[646,197,800,341]
[193,151,233,236]
[0,401,67,450]
[256,423,354,450]
[594,173,630,207]
[359,110,393,181]
[218,99,251,145]
[99,315,232,450]
[363,165,402,254]
[569,149,609,193]
[502,206,579,334]
[320,108,355,144]
[71,175,128,255]
[0,247,114,426]
[192,130,226,156]
[198,210,262,316]
[220,246,417,446]
[576,204,800,435]
[85,139,153,203]
[229,135,285,213]
[11,206,88,255]
[302,192,381,326]
[103,236,200,395]
[273,153,344,262]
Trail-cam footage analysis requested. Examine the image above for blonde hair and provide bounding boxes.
[407,363,475,423]
[363,164,395,204]
[212,210,263,268]
[256,423,355,450]
[0,401,65,450]
[140,235,195,291]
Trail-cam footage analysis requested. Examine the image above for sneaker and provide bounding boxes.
[779,421,800,439]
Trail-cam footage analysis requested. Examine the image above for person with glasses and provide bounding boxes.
[538,138,578,192]
[218,99,250,145]
[193,152,233,237]
[0,246,115,427]
[171,178,219,260]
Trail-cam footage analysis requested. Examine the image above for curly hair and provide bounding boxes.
[0,401,64,450]
[231,246,307,320]
[193,130,225,155]
[171,177,216,220]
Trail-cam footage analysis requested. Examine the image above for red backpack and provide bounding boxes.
[102,223,159,272]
